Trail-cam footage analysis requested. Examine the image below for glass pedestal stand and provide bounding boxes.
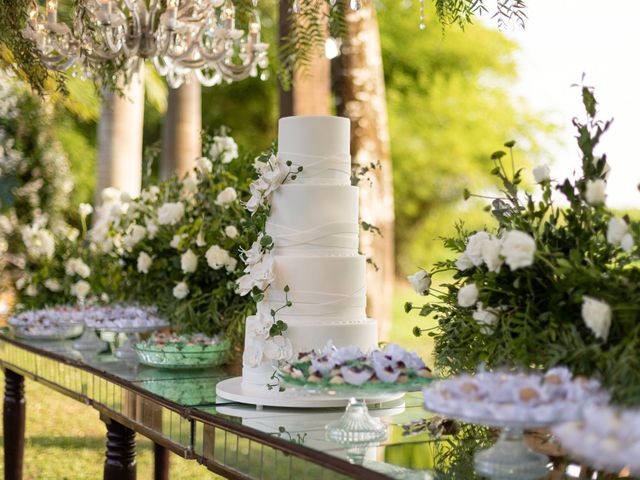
[326,398,388,444]
[474,427,549,480]
[73,328,108,354]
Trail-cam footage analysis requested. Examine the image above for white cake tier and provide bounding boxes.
[242,319,378,387]
[262,255,367,322]
[267,184,359,255]
[278,116,351,185]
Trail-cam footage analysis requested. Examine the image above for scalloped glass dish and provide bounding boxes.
[281,375,436,396]
[11,322,84,341]
[134,341,230,369]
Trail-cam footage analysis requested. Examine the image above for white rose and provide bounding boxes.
[243,338,265,368]
[215,187,237,207]
[581,296,612,342]
[100,293,110,303]
[224,256,238,272]
[122,224,146,251]
[79,203,93,218]
[407,270,431,295]
[464,231,490,267]
[224,225,239,239]
[500,230,536,270]
[455,253,474,271]
[137,252,152,274]
[101,187,121,204]
[170,233,188,250]
[181,249,198,273]
[120,191,134,203]
[206,245,231,270]
[15,275,29,290]
[621,233,634,253]
[196,157,213,173]
[472,302,500,335]
[481,235,503,273]
[209,136,239,164]
[585,179,606,206]
[65,258,90,279]
[44,279,61,292]
[264,335,293,361]
[70,280,90,300]
[457,283,479,308]
[25,284,37,297]
[532,164,551,183]
[606,217,628,246]
[141,186,160,203]
[173,281,189,299]
[22,226,55,260]
[157,202,185,225]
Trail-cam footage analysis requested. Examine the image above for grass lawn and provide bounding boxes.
[0,281,436,479]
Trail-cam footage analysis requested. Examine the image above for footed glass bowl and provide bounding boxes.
[134,341,230,369]
[11,322,84,341]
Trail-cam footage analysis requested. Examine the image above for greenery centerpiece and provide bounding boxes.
[407,87,640,405]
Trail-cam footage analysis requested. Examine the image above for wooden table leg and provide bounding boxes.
[153,443,170,480]
[3,369,25,480]
[102,415,136,480]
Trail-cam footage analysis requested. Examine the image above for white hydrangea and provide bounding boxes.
[224,225,239,239]
[457,283,479,308]
[585,179,607,206]
[157,202,185,225]
[500,230,536,270]
[407,270,431,295]
[181,249,198,274]
[173,281,189,299]
[137,252,152,274]
[215,187,237,207]
[209,136,238,164]
[582,296,612,342]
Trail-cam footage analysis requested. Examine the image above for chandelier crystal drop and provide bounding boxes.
[22,0,269,88]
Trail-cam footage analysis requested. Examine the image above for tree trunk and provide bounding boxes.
[95,67,145,203]
[160,74,202,180]
[278,1,331,117]
[336,1,395,339]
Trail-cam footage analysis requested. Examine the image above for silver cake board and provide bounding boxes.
[216,376,405,409]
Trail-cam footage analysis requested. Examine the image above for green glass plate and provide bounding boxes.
[134,341,230,369]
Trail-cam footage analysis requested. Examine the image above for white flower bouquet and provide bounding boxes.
[407,87,640,405]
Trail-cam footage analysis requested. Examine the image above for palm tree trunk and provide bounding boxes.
[95,67,145,203]
[160,74,202,180]
[278,1,331,117]
[336,1,395,339]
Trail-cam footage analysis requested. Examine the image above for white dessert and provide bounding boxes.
[241,116,378,390]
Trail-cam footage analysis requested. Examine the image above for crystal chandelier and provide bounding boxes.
[23,0,269,88]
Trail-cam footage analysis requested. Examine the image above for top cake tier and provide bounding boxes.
[278,116,352,185]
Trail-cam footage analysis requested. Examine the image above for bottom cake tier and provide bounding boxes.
[242,318,378,388]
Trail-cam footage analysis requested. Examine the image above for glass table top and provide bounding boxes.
[1,335,632,480]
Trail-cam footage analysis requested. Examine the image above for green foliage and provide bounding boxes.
[379,0,553,275]
[409,88,640,405]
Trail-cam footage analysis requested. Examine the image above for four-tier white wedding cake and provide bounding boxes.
[241,115,378,392]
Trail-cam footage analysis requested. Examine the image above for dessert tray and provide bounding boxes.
[134,333,229,369]
[279,344,436,444]
[423,368,608,480]
[553,404,640,475]
[9,307,84,341]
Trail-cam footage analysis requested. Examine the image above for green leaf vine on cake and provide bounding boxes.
[406,84,640,405]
